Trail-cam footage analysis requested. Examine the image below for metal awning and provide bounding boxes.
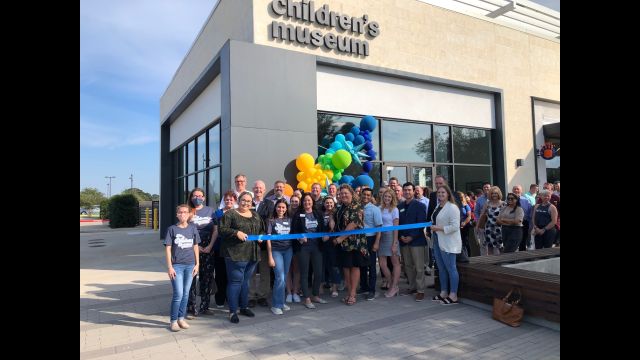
[543,122,560,138]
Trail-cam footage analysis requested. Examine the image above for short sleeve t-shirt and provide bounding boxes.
[268,217,292,251]
[190,206,215,244]
[300,212,320,249]
[164,223,201,265]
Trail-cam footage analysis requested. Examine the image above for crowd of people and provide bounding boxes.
[163,173,560,330]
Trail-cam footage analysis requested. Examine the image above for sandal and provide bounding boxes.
[346,296,357,306]
[341,295,350,303]
[440,297,459,305]
[432,295,446,302]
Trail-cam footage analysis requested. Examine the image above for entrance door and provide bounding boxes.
[383,163,434,189]
[384,164,407,185]
[411,166,433,189]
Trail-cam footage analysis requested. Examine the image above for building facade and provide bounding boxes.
[160,0,560,235]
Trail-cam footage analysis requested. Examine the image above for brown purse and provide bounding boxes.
[492,288,524,327]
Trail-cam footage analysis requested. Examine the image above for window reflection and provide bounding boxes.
[382,121,432,162]
[452,127,491,164]
[453,165,492,193]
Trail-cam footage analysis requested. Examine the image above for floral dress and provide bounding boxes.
[483,201,506,249]
[334,201,369,257]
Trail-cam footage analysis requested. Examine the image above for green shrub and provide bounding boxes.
[108,194,139,228]
[99,199,111,220]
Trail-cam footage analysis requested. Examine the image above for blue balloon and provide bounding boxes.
[350,126,360,136]
[363,133,371,141]
[367,149,376,159]
[362,161,373,173]
[354,135,365,145]
[354,174,374,189]
[335,133,345,142]
[360,115,377,132]
[339,175,355,185]
[364,141,373,151]
[345,133,355,142]
[330,141,343,150]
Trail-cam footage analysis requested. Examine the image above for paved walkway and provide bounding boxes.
[80,226,560,360]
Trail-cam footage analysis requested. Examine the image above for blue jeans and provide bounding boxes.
[271,248,293,309]
[225,258,258,313]
[170,263,195,321]
[432,235,459,294]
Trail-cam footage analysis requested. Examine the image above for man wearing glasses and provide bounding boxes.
[218,174,253,209]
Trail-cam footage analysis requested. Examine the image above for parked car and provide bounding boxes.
[80,205,100,216]
[80,207,88,215]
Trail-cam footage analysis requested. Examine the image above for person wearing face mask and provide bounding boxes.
[185,188,217,319]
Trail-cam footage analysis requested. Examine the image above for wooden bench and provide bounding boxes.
[438,248,560,322]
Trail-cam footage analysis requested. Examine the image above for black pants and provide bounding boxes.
[460,224,472,257]
[502,226,523,253]
[360,236,378,294]
[188,252,215,313]
[299,247,323,298]
[535,228,556,249]
[519,220,530,251]
[213,252,228,306]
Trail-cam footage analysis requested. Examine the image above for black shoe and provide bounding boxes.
[257,298,269,307]
[248,299,257,308]
[366,292,376,301]
[427,284,436,289]
[239,308,255,317]
[229,312,239,323]
[323,283,331,289]
[200,308,215,315]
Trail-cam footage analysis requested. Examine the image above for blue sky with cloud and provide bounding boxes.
[80,0,218,196]
[80,0,557,197]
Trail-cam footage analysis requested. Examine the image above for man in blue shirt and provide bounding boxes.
[398,182,428,301]
[360,188,383,300]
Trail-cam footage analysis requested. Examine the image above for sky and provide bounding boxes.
[80,0,219,196]
[80,0,558,197]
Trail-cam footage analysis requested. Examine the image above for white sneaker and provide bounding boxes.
[285,294,293,303]
[271,307,283,315]
[282,304,291,311]
[292,294,301,303]
[338,282,345,291]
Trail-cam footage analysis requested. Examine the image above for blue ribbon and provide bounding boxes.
[246,222,432,241]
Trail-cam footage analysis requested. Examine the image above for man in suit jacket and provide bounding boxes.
[398,182,428,301]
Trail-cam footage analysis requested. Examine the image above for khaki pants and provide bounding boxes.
[250,248,271,300]
[400,245,426,293]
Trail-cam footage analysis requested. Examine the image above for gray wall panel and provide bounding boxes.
[227,40,317,190]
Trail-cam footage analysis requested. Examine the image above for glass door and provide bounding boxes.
[411,166,433,189]
[383,164,408,185]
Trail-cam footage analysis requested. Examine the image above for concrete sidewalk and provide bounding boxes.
[80,227,559,360]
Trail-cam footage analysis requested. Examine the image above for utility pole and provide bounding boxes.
[129,174,133,190]
[105,176,116,198]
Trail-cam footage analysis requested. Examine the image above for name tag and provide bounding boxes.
[300,214,306,218]
[400,208,405,212]
[283,222,289,225]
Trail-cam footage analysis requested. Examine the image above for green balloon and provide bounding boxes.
[331,149,352,170]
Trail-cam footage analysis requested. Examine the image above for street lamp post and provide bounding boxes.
[105,176,116,198]
[129,174,133,190]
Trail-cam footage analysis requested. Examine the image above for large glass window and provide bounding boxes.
[207,167,221,207]
[434,125,451,163]
[381,121,432,162]
[436,165,453,186]
[197,133,207,171]
[452,127,491,164]
[174,122,221,208]
[209,124,220,166]
[454,165,492,193]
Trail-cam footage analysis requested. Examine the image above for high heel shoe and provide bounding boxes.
[384,286,399,297]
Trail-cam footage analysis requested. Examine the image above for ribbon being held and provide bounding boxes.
[246,222,432,241]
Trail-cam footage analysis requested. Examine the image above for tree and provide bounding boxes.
[151,194,160,201]
[80,188,106,207]
[121,188,152,202]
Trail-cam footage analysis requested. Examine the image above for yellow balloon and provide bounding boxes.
[296,172,305,182]
[296,153,315,171]
[297,181,307,191]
